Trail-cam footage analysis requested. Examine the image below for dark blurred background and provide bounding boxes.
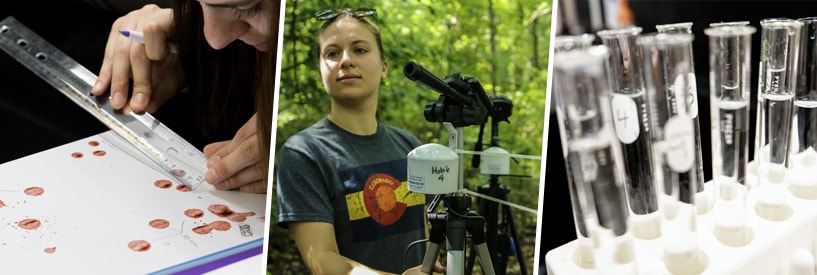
[540,1,816,274]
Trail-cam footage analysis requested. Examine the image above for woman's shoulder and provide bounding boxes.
[281,119,335,147]
[380,123,421,145]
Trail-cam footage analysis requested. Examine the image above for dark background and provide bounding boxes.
[1,2,115,164]
[540,1,817,274]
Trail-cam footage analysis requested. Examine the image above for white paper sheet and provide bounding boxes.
[0,131,267,274]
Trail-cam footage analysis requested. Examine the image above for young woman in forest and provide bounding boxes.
[275,8,442,275]
[91,0,278,193]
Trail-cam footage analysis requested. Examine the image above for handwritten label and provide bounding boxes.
[685,73,699,118]
[673,73,699,118]
[611,94,640,144]
[431,166,450,175]
[663,116,695,172]
[181,234,199,248]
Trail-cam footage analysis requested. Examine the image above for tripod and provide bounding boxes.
[466,96,528,275]
[466,176,528,275]
[421,192,496,275]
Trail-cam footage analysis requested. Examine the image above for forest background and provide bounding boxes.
[268,0,553,274]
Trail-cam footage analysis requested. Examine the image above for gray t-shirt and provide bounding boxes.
[276,118,427,273]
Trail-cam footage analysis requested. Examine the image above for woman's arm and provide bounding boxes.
[289,221,396,275]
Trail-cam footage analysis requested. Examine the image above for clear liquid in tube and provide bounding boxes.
[715,100,749,184]
[567,134,629,236]
[667,84,705,193]
[612,90,658,215]
[759,92,794,165]
[664,86,703,201]
[794,99,817,153]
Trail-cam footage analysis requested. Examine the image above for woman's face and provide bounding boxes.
[196,0,279,51]
[317,18,387,106]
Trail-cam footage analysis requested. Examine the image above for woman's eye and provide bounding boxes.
[325,51,339,58]
[354,48,368,54]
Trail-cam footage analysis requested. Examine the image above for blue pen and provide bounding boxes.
[119,30,179,54]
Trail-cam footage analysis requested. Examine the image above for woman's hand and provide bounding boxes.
[402,264,445,275]
[204,113,268,193]
[92,4,183,113]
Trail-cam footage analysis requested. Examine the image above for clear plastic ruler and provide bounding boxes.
[0,16,206,190]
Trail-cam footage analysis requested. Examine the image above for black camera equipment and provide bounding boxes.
[467,95,529,275]
[404,61,492,127]
[403,61,496,275]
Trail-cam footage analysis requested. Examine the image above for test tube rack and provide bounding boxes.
[546,157,817,275]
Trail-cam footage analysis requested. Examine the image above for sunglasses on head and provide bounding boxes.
[315,8,377,21]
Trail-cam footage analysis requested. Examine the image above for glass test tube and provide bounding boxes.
[790,17,817,198]
[553,45,637,274]
[554,34,596,52]
[656,22,710,214]
[596,26,661,240]
[656,22,694,33]
[638,33,707,275]
[705,25,757,247]
[754,18,802,221]
[552,34,597,268]
[639,32,702,206]
[707,21,753,184]
[709,21,751,28]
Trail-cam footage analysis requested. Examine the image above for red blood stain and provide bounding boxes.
[207,204,256,222]
[128,240,151,252]
[71,152,83,158]
[176,184,190,192]
[44,247,56,254]
[92,150,106,157]
[0,200,5,208]
[24,187,44,196]
[171,169,186,177]
[192,221,231,235]
[18,219,41,230]
[149,219,170,229]
[88,140,100,147]
[208,204,232,216]
[154,180,173,189]
[184,209,204,218]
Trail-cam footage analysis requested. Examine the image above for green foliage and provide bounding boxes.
[276,0,551,181]
[271,0,551,273]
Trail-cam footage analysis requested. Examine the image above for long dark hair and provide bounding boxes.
[171,0,278,188]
